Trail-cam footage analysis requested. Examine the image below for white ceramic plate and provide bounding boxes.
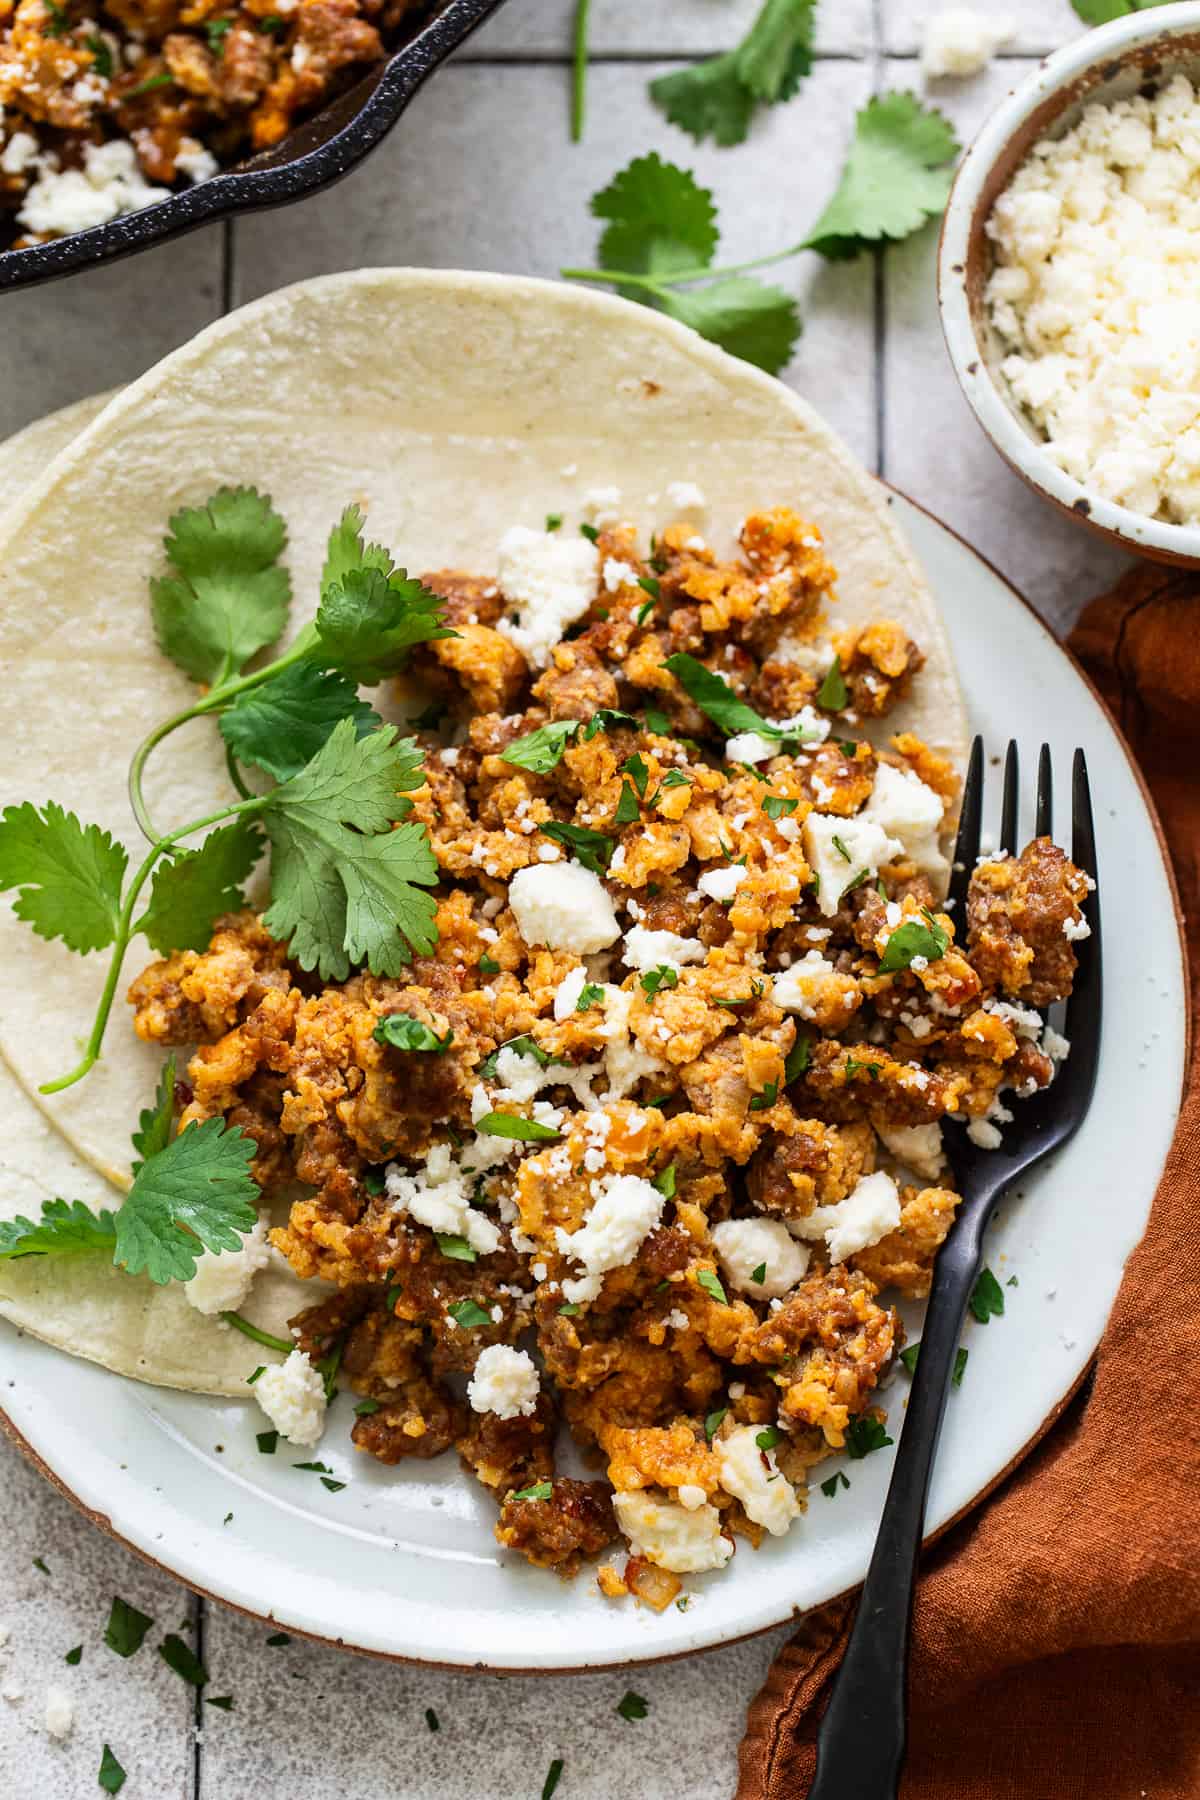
[0,457,1186,1669]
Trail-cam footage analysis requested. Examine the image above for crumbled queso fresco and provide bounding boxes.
[129,498,1090,1604]
[986,76,1200,524]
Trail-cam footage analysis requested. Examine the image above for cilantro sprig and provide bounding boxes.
[650,0,816,147]
[562,105,959,371]
[0,496,448,1091]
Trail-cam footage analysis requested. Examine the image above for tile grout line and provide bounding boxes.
[451,48,871,67]
[190,1591,207,1800]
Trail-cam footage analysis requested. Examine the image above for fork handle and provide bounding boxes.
[806,1208,992,1800]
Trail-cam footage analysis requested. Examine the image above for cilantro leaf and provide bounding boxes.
[475,1112,561,1142]
[703,1406,727,1441]
[593,153,718,278]
[576,983,605,1011]
[131,1057,176,1172]
[653,1162,677,1199]
[321,504,392,593]
[614,779,641,826]
[537,820,614,874]
[640,965,679,999]
[845,1415,894,1458]
[581,708,640,741]
[657,277,801,376]
[104,1596,153,1659]
[649,0,815,146]
[136,819,262,956]
[784,1032,812,1084]
[113,1117,259,1285]
[878,915,949,974]
[969,1267,1005,1323]
[617,1690,649,1721]
[373,1014,453,1052]
[697,1267,728,1305]
[219,664,381,784]
[816,654,849,711]
[158,1633,207,1687]
[501,720,581,774]
[1071,0,1166,20]
[901,1340,969,1387]
[543,1759,565,1800]
[0,802,127,954]
[820,1470,850,1498]
[261,720,438,981]
[314,566,453,686]
[512,1481,553,1501]
[98,1745,127,1795]
[804,93,960,261]
[0,1198,118,1262]
[150,488,290,685]
[756,1425,785,1450]
[664,653,784,740]
[762,794,798,819]
[449,1299,492,1328]
[435,1232,476,1263]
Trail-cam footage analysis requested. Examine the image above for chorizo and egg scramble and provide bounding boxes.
[0,0,432,245]
[123,504,1090,1602]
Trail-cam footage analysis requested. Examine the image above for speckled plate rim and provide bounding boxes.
[0,465,1188,1670]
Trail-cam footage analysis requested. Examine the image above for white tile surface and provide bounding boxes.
[470,0,873,57]
[0,8,1135,1796]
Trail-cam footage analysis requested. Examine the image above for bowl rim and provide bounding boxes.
[0,0,506,293]
[937,0,1200,563]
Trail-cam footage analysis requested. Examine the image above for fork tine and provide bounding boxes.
[1035,743,1053,837]
[1000,739,1019,855]
[1062,748,1102,1082]
[947,735,983,921]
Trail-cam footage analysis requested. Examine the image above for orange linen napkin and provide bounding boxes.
[736,563,1200,1800]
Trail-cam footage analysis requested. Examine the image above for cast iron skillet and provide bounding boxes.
[0,0,507,292]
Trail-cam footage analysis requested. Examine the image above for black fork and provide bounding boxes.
[806,739,1102,1800]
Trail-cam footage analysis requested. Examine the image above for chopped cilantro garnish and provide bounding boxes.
[362,1169,386,1196]
[478,954,501,974]
[475,1112,561,1143]
[640,965,679,999]
[246,1365,265,1385]
[755,1426,784,1451]
[784,1033,812,1083]
[205,1695,235,1711]
[820,1470,850,1498]
[614,778,641,826]
[265,1632,291,1647]
[762,794,798,819]
[644,706,671,735]
[32,1557,49,1575]
[256,1431,279,1455]
[513,1482,553,1502]
[538,819,614,873]
[617,1690,649,1721]
[697,1268,728,1305]
[502,719,581,774]
[104,1598,153,1659]
[86,33,113,75]
[750,1262,766,1285]
[969,1267,1005,1323]
[98,1745,127,1794]
[126,70,174,96]
[580,523,599,543]
[204,16,231,49]
[878,913,949,975]
[559,1302,581,1316]
[816,655,849,711]
[843,1055,882,1082]
[636,575,660,604]
[158,1633,207,1688]
[635,597,656,626]
[435,1232,477,1263]
[653,1163,677,1199]
[900,1341,968,1387]
[749,1080,778,1112]
[703,1407,727,1441]
[448,1299,492,1329]
[621,752,650,797]
[373,1014,453,1053]
[844,1415,894,1459]
[831,833,852,863]
[479,1034,561,1079]
[425,1706,440,1731]
[545,513,563,532]
[664,653,787,741]
[64,1645,82,1665]
[1006,1275,1019,1288]
[354,1398,381,1416]
[576,983,605,1011]
[581,708,640,740]
[650,769,692,809]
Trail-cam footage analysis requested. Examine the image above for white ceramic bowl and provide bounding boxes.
[938,3,1200,568]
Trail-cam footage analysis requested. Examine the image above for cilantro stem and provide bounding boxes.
[571,0,591,142]
[221,1311,293,1354]
[224,744,253,801]
[561,244,806,293]
[39,793,269,1095]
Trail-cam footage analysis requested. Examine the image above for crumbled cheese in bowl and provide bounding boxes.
[986,75,1200,525]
